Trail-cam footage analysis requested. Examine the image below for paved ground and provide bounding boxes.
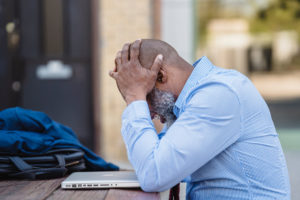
[284,150,300,200]
[266,99,300,199]
[267,98,300,130]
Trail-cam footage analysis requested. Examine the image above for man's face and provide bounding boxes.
[147,88,177,128]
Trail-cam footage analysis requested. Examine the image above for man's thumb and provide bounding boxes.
[151,54,163,73]
[109,70,118,79]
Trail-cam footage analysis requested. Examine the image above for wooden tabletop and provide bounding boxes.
[0,178,160,200]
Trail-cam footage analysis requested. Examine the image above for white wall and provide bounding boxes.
[161,0,195,63]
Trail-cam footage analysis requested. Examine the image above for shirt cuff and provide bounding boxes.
[122,100,151,122]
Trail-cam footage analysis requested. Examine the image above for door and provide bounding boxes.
[0,0,94,149]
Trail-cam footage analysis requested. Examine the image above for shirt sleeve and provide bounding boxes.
[121,83,241,192]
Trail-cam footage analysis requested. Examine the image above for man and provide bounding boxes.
[109,39,290,199]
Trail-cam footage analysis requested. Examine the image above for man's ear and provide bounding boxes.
[157,68,167,83]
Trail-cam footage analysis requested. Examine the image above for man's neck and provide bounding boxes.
[173,61,194,99]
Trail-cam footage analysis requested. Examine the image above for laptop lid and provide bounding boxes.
[61,171,140,189]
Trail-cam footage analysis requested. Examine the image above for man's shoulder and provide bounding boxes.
[208,67,249,85]
[195,68,254,98]
[182,75,241,111]
[187,68,245,96]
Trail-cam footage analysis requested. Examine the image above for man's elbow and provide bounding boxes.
[140,181,167,192]
[135,155,173,192]
[139,175,170,192]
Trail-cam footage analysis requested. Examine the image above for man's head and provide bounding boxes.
[136,39,193,126]
[139,39,178,70]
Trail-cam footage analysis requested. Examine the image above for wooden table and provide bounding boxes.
[0,178,160,200]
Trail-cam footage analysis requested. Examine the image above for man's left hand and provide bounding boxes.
[109,39,163,105]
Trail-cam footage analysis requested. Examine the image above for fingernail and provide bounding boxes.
[157,54,163,60]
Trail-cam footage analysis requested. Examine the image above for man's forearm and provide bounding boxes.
[121,100,182,192]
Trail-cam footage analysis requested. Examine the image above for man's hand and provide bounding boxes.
[109,39,163,105]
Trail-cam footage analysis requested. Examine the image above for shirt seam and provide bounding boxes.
[218,81,251,198]
[233,148,254,199]
[177,67,216,114]
[174,57,215,116]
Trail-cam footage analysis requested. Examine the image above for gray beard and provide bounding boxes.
[148,88,177,128]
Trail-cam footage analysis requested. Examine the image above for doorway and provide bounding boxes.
[0,0,95,149]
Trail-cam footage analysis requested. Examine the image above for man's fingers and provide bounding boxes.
[130,39,141,61]
[113,64,117,72]
[113,59,117,72]
[109,70,118,79]
[114,59,117,72]
[115,51,122,68]
[151,54,163,74]
[121,43,130,63]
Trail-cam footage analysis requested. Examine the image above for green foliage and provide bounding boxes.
[196,0,222,45]
[196,0,300,45]
[250,0,300,34]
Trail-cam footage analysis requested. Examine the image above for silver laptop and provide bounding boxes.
[61,171,140,189]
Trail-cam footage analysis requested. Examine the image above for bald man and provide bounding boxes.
[109,39,290,200]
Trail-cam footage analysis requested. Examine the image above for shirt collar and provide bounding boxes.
[173,56,214,117]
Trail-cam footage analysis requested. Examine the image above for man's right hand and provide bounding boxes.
[109,40,163,105]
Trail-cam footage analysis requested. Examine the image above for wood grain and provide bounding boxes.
[0,178,64,200]
[105,189,160,200]
[46,188,108,200]
[0,180,159,200]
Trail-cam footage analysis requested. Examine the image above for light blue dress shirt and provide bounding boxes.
[121,56,290,199]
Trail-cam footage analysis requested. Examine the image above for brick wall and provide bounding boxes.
[95,0,153,161]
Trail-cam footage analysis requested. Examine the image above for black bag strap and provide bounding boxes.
[0,149,84,164]
[54,154,66,168]
[9,167,67,179]
[9,156,33,171]
[0,148,86,179]
[8,156,68,179]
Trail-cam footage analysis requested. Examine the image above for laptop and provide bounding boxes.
[61,171,140,189]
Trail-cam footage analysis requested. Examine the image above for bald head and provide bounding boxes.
[138,39,179,69]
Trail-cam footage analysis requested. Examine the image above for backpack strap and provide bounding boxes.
[8,155,68,179]
[54,154,66,168]
[9,156,35,179]
[0,148,86,179]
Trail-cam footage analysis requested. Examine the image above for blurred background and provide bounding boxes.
[0,0,299,198]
